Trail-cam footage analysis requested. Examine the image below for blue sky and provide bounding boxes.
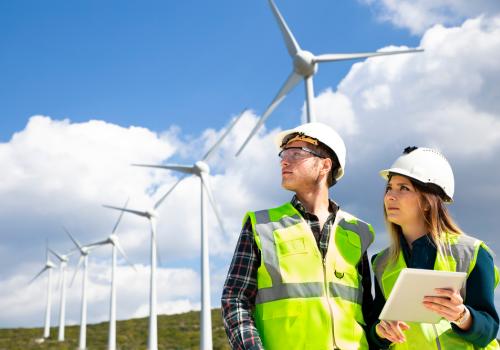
[0,0,418,140]
[1,0,500,340]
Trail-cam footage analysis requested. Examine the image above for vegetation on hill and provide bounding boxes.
[0,309,230,350]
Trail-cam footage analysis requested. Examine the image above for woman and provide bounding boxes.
[369,146,499,349]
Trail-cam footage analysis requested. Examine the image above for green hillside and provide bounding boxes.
[0,309,230,350]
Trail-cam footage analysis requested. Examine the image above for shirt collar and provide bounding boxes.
[290,194,339,217]
[400,232,436,257]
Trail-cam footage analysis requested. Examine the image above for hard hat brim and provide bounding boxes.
[379,167,453,203]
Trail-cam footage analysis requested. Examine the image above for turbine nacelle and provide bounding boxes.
[49,248,73,264]
[108,234,119,245]
[194,161,210,175]
[146,209,159,219]
[293,50,317,77]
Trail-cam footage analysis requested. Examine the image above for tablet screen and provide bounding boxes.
[379,268,466,324]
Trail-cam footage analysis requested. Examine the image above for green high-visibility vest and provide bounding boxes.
[373,233,500,350]
[245,202,375,350]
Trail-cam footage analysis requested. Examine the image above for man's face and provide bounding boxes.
[280,140,326,191]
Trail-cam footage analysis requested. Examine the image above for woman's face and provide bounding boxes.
[384,175,425,230]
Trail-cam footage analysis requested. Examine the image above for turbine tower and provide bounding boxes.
[49,246,75,342]
[236,0,423,155]
[85,199,136,350]
[29,240,56,339]
[66,228,93,350]
[132,112,244,350]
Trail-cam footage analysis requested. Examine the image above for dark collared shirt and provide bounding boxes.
[221,196,374,350]
[369,233,499,348]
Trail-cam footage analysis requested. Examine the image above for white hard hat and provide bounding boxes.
[380,147,454,202]
[274,122,347,182]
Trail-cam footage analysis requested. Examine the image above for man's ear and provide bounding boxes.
[321,157,332,175]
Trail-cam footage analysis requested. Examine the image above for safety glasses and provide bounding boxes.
[278,147,326,162]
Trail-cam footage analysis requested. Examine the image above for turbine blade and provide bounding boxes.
[132,164,195,175]
[84,244,99,253]
[115,240,137,271]
[111,197,130,234]
[268,0,300,56]
[65,249,78,258]
[201,108,248,162]
[63,227,82,251]
[85,239,109,249]
[66,247,80,256]
[314,49,423,63]
[236,71,302,156]
[200,173,227,237]
[49,248,64,262]
[70,256,84,287]
[153,175,188,209]
[103,205,148,218]
[28,266,49,285]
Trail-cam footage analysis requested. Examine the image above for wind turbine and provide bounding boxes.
[29,240,56,339]
[131,112,244,350]
[85,198,136,350]
[103,189,178,350]
[49,246,75,342]
[66,228,94,350]
[235,0,423,155]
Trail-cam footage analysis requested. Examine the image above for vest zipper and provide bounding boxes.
[432,324,442,350]
[323,257,339,349]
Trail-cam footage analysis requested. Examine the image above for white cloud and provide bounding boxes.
[0,117,185,280]
[361,84,392,110]
[0,261,200,327]
[2,14,500,331]
[0,116,173,196]
[301,89,359,135]
[305,15,500,267]
[0,111,289,328]
[361,0,500,34]
[335,15,500,159]
[133,300,200,319]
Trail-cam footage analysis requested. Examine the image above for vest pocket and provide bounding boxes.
[335,228,362,266]
[278,237,307,256]
[346,229,362,248]
[261,299,303,320]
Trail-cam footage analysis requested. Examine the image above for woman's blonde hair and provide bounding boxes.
[385,175,463,264]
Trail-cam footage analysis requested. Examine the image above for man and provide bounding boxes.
[221,122,375,349]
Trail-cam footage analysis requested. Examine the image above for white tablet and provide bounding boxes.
[379,268,467,324]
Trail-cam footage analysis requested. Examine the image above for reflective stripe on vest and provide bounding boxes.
[373,234,499,350]
[248,202,375,350]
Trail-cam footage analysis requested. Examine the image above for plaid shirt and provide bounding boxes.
[221,196,374,350]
